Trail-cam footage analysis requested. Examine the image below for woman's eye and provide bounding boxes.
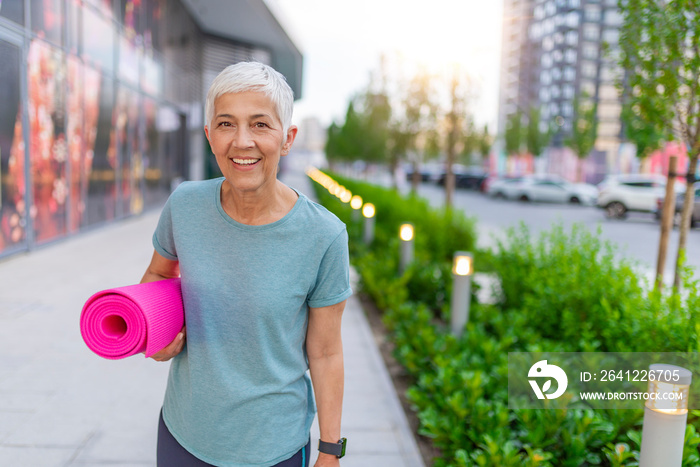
[255,122,269,128]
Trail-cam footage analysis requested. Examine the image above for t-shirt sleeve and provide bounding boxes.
[152,194,178,261]
[307,228,353,308]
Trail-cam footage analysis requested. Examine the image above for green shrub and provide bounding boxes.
[309,171,700,466]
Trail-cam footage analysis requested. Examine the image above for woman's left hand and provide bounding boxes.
[314,454,340,467]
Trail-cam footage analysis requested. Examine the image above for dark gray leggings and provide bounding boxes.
[157,410,310,467]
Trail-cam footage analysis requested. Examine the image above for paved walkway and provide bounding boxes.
[0,166,425,466]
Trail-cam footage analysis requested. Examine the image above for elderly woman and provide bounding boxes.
[140,62,351,467]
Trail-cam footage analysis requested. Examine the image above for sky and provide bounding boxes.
[272,0,504,131]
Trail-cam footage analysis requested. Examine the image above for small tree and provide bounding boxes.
[619,0,700,288]
[620,99,665,161]
[443,71,474,207]
[565,95,598,182]
[477,124,493,167]
[526,106,551,159]
[504,110,523,158]
[400,71,439,192]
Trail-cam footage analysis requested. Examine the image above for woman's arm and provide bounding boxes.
[141,250,180,284]
[307,300,346,467]
[142,250,185,362]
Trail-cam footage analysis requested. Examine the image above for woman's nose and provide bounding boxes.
[232,126,254,148]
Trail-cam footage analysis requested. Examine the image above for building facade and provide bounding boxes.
[497,0,623,181]
[0,0,302,257]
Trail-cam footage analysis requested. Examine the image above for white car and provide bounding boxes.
[486,177,525,199]
[597,174,685,219]
[514,178,599,205]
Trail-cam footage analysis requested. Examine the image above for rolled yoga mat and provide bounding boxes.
[80,278,184,360]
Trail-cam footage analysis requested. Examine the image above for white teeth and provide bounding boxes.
[232,159,260,165]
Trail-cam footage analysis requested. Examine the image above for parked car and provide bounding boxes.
[455,167,489,190]
[486,176,525,199]
[404,163,442,183]
[437,165,487,189]
[597,174,685,219]
[514,177,599,205]
[654,182,700,228]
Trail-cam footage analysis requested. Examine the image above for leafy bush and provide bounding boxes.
[310,171,700,466]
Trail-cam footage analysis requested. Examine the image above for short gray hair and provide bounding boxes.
[204,62,294,134]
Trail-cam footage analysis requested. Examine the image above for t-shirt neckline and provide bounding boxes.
[214,177,303,231]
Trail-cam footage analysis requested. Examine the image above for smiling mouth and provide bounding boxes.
[231,158,261,166]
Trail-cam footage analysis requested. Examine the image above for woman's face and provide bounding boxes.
[205,91,295,196]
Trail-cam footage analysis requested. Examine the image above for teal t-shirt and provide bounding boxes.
[152,178,352,466]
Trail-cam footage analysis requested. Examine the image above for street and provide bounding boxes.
[414,182,700,283]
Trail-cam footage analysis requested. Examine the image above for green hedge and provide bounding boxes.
[310,171,700,466]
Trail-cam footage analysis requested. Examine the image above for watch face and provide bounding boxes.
[340,438,347,457]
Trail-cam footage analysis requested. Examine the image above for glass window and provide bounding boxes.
[0,39,26,253]
[584,24,599,41]
[563,85,575,98]
[0,0,24,24]
[582,61,597,78]
[566,30,578,45]
[605,9,623,26]
[583,43,598,59]
[85,72,116,226]
[27,40,67,244]
[566,12,579,28]
[584,7,601,22]
[599,85,618,100]
[30,0,63,46]
[82,5,115,73]
[67,0,81,55]
[118,33,140,85]
[535,5,545,20]
[602,28,619,44]
[141,52,163,96]
[115,86,140,217]
[564,67,576,81]
[67,55,85,232]
[85,0,114,19]
[542,53,553,68]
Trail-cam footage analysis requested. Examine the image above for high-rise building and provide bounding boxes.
[0,0,302,258]
[498,0,624,181]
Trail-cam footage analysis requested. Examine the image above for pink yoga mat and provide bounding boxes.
[80,278,184,359]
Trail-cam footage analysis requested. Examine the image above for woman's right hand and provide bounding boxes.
[149,326,186,362]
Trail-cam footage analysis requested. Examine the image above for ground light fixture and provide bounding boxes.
[362,203,376,244]
[639,363,692,467]
[450,251,473,337]
[398,223,414,275]
[350,195,363,222]
[339,189,352,204]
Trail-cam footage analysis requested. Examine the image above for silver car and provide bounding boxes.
[655,183,700,228]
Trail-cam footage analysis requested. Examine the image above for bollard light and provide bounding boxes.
[362,203,376,244]
[398,223,414,274]
[339,189,352,204]
[350,195,363,222]
[450,251,473,337]
[639,364,692,467]
[350,195,363,210]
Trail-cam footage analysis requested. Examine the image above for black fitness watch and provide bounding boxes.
[318,438,347,458]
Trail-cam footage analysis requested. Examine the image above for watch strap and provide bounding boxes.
[318,438,347,458]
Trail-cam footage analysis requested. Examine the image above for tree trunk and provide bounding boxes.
[673,153,699,289]
[411,161,421,193]
[389,153,399,190]
[656,156,677,291]
[577,158,584,183]
[445,150,455,208]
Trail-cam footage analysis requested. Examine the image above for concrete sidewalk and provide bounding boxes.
[0,167,425,466]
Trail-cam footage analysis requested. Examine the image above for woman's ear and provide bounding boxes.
[282,125,298,155]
